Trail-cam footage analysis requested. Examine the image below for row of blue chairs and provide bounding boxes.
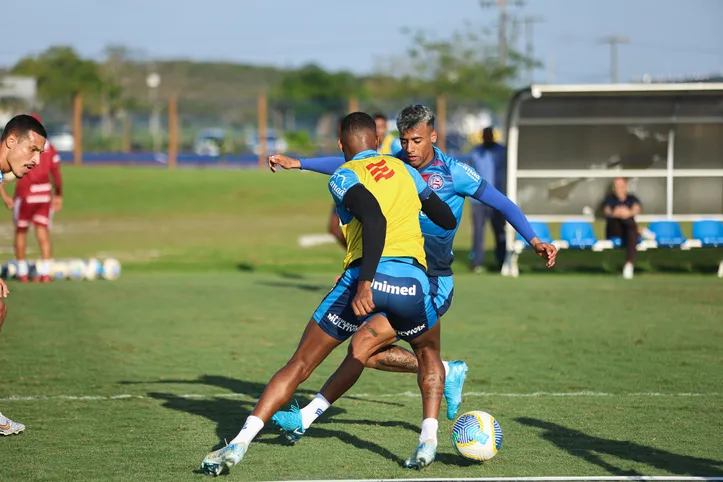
[515,219,723,252]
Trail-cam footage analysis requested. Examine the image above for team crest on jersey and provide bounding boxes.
[427,173,445,191]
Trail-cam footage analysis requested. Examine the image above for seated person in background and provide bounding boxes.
[603,177,641,280]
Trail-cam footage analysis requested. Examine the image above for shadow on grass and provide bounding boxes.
[517,417,723,476]
[122,375,422,469]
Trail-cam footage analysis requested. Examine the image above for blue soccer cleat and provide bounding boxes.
[403,440,437,470]
[200,442,247,476]
[444,360,468,420]
[271,401,305,445]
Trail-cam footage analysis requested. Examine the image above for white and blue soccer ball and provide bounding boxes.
[66,259,86,280]
[51,260,69,280]
[5,261,18,279]
[84,258,102,281]
[451,410,503,462]
[102,258,121,280]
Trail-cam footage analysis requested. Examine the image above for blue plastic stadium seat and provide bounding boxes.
[560,221,598,249]
[647,221,686,247]
[692,220,723,247]
[516,221,553,247]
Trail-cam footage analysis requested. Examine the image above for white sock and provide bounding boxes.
[442,361,450,377]
[419,418,439,446]
[300,393,331,429]
[229,415,264,446]
[38,259,51,276]
[17,260,29,277]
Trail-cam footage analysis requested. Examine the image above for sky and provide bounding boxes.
[1,0,721,84]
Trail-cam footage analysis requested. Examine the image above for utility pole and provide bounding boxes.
[515,15,544,84]
[480,0,525,66]
[599,35,630,83]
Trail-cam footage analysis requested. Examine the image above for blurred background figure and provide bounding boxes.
[373,113,401,155]
[603,177,642,280]
[468,127,507,273]
[0,114,63,283]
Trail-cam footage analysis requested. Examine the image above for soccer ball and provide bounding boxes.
[66,259,86,280]
[51,260,69,280]
[451,410,503,462]
[5,261,18,279]
[84,258,102,280]
[102,258,121,280]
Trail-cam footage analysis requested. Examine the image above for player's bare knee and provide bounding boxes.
[284,356,317,382]
[413,346,442,367]
[346,341,373,366]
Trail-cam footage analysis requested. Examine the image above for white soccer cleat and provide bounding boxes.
[623,262,634,280]
[200,442,247,476]
[403,440,436,470]
[0,413,25,436]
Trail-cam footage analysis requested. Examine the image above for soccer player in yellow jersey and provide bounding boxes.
[200,113,456,475]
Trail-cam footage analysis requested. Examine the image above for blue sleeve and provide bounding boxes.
[300,156,345,175]
[629,194,642,206]
[404,164,432,201]
[450,160,484,197]
[328,168,361,207]
[473,183,538,244]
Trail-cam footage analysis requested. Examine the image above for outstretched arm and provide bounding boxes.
[268,154,344,175]
[473,183,557,267]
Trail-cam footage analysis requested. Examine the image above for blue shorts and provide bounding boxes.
[313,259,438,342]
[429,275,454,317]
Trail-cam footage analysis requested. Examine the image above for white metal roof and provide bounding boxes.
[529,83,723,98]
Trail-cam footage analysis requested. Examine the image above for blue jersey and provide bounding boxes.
[397,147,486,276]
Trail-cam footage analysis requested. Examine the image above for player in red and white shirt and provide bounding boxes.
[0,114,62,283]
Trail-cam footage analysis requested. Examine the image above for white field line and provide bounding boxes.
[269,478,723,482]
[0,391,719,403]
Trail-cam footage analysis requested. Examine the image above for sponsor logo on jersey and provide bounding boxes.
[457,162,481,182]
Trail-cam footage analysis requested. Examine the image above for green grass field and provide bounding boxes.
[0,167,722,481]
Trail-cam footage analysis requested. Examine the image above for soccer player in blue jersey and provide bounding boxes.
[267,105,557,444]
[200,112,457,475]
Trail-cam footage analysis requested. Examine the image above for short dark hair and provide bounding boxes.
[340,112,376,137]
[372,113,387,121]
[396,104,435,135]
[1,114,47,142]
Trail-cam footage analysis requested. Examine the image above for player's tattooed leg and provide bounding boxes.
[366,344,419,373]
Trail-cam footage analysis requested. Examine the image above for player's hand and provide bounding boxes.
[532,240,557,268]
[352,281,375,318]
[268,154,301,173]
[0,279,9,298]
[2,197,14,210]
[52,196,63,213]
[334,274,342,284]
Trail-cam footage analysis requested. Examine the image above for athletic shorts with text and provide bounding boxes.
[313,258,438,342]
